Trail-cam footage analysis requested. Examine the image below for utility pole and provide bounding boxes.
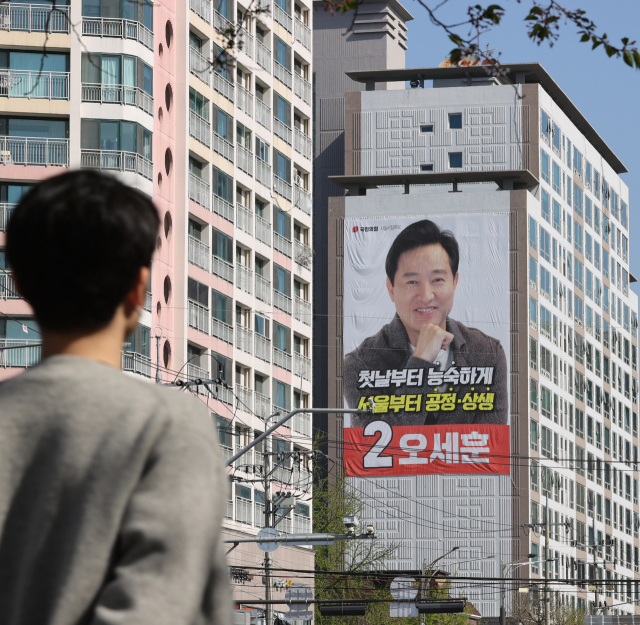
[499,559,505,625]
[544,498,550,625]
[264,430,272,625]
[593,516,599,615]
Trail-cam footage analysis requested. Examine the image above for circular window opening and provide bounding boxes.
[165,21,174,48]
[163,211,172,239]
[163,275,172,304]
[157,172,163,188]
[164,148,173,176]
[158,43,163,58]
[158,107,163,123]
[156,236,162,252]
[163,340,171,369]
[156,301,162,318]
[164,84,173,111]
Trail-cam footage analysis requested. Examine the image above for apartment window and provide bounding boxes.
[274,324,291,358]
[213,105,232,140]
[83,0,153,29]
[275,37,291,69]
[274,207,291,239]
[274,265,291,296]
[530,420,539,451]
[420,164,434,172]
[81,119,151,159]
[236,122,251,149]
[540,149,550,184]
[274,93,291,127]
[256,137,270,163]
[273,379,291,410]
[420,125,434,133]
[448,113,462,129]
[529,256,537,289]
[212,166,233,203]
[187,277,209,306]
[529,216,538,250]
[211,290,232,324]
[212,352,232,386]
[530,337,538,371]
[541,189,550,223]
[552,199,561,233]
[81,54,151,95]
[274,150,291,183]
[449,152,462,168]
[540,227,550,261]
[530,379,538,411]
[552,161,560,194]
[190,88,209,119]
[540,267,551,299]
[540,386,551,420]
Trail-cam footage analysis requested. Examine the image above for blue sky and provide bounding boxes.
[403,0,640,297]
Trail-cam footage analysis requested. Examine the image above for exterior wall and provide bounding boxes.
[312,0,411,471]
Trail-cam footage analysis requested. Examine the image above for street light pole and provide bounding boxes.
[500,557,535,625]
[421,546,460,625]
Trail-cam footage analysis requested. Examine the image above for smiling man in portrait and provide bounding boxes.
[344,218,508,426]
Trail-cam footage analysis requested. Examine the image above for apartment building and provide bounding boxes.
[0,0,314,616]
[321,63,640,617]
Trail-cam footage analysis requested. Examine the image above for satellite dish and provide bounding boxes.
[257,527,281,552]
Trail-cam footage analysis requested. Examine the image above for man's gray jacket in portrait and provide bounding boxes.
[0,355,232,625]
[344,315,508,427]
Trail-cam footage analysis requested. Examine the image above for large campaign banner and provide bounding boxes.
[343,213,510,477]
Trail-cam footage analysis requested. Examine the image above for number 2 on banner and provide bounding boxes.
[363,421,393,468]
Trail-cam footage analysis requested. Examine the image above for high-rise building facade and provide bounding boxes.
[323,63,640,617]
[0,0,314,614]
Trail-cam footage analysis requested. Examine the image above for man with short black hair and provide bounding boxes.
[0,170,232,625]
[344,219,508,426]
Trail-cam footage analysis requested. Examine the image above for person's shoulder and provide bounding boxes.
[451,319,503,352]
[345,322,395,362]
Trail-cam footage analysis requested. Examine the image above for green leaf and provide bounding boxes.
[604,44,617,57]
[580,33,590,42]
[623,51,633,66]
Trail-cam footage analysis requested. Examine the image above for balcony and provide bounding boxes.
[257,0,271,11]
[294,514,311,534]
[238,26,254,59]
[0,339,41,368]
[1,136,68,167]
[236,203,253,236]
[274,61,292,89]
[216,385,234,405]
[236,144,253,176]
[225,499,233,520]
[272,464,292,488]
[212,131,234,163]
[235,384,253,413]
[293,72,311,106]
[274,118,292,145]
[256,40,271,72]
[294,18,311,50]
[81,150,152,181]
[144,291,152,312]
[190,0,211,23]
[237,84,253,117]
[121,351,152,378]
[0,204,16,232]
[1,3,69,33]
[256,215,271,246]
[274,232,292,258]
[189,173,210,210]
[294,296,311,325]
[294,184,312,215]
[189,110,211,148]
[255,390,271,419]
[2,70,69,100]
[255,157,271,188]
[236,497,253,524]
[213,71,234,103]
[236,263,253,295]
[292,411,311,436]
[81,83,152,115]
[82,17,153,51]
[255,274,271,304]
[213,194,234,223]
[255,334,271,364]
[294,128,312,160]
[189,47,211,87]
[274,290,292,315]
[212,317,233,344]
[274,175,292,201]
[187,363,210,394]
[188,299,210,334]
[294,240,312,268]
[274,4,292,32]
[294,352,311,380]
[256,98,271,131]
[236,325,253,355]
[213,9,233,35]
[188,235,210,272]
[212,255,234,283]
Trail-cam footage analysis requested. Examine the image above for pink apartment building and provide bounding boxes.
[0,0,314,620]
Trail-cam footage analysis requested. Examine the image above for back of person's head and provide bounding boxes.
[385,219,459,285]
[7,170,159,332]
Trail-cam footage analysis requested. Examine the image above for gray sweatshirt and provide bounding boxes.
[0,355,232,625]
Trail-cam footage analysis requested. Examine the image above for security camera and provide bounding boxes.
[366,524,375,535]
[343,516,358,527]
